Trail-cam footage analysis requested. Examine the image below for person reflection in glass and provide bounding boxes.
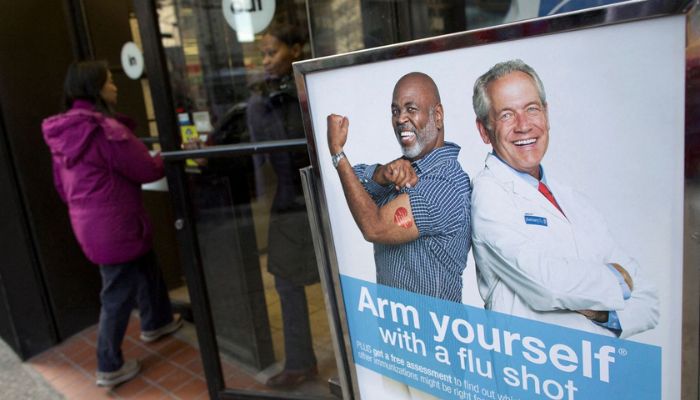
[246,23,319,388]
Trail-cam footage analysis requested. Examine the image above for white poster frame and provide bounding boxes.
[295,2,698,399]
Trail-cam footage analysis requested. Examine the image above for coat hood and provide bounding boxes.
[42,102,129,167]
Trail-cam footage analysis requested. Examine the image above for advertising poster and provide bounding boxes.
[300,15,685,400]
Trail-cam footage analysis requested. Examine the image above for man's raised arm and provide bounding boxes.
[327,114,419,245]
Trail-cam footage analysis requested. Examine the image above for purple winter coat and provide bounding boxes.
[41,100,164,265]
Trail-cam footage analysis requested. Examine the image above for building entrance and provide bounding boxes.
[132,1,340,398]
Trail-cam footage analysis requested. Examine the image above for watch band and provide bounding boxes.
[332,151,346,168]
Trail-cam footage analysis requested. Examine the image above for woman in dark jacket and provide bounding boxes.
[247,24,319,387]
[42,61,181,387]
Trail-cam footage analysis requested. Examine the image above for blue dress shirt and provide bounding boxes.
[353,142,471,302]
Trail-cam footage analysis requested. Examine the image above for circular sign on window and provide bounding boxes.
[120,42,144,80]
[222,0,275,42]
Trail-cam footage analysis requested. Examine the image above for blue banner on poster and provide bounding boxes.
[340,275,660,400]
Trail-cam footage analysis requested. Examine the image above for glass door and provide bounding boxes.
[132,0,339,398]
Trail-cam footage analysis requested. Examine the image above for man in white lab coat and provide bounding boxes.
[470,59,658,339]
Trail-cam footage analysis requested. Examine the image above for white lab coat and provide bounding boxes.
[471,154,659,339]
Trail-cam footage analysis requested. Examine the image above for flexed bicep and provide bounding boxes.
[361,193,419,245]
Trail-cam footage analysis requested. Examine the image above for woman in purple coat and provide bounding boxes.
[42,61,182,387]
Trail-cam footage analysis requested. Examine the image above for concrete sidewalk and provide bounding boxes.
[0,339,63,399]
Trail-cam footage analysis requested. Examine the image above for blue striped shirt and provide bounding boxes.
[353,142,471,302]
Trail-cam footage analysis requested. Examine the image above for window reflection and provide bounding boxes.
[160,0,311,145]
[158,0,332,395]
[247,23,321,388]
[160,0,632,138]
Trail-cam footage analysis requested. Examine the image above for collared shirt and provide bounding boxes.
[353,142,471,302]
[490,151,547,188]
[490,153,625,334]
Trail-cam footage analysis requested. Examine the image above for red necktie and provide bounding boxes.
[538,181,565,216]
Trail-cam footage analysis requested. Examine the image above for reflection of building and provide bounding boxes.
[308,0,477,56]
[310,0,489,56]
[330,1,364,54]
[307,0,364,56]
[166,0,503,122]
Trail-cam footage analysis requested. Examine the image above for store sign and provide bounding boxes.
[120,42,144,80]
[298,10,687,400]
[222,0,275,42]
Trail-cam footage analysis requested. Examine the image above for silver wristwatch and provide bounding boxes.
[331,151,346,168]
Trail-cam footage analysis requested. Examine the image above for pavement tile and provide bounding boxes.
[171,377,207,400]
[40,358,73,382]
[57,373,95,399]
[27,350,61,366]
[154,366,194,391]
[121,337,140,352]
[167,347,198,366]
[153,339,186,359]
[125,320,142,338]
[183,358,204,377]
[62,345,93,366]
[79,328,99,345]
[72,384,112,400]
[122,384,171,399]
[139,353,164,370]
[142,335,175,351]
[77,353,98,373]
[220,361,238,379]
[110,375,150,398]
[123,344,152,361]
[224,371,259,390]
[141,359,176,383]
[51,368,88,392]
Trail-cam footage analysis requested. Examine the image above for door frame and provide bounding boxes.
[133,1,223,398]
[132,1,345,398]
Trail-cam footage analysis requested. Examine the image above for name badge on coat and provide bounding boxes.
[524,214,547,226]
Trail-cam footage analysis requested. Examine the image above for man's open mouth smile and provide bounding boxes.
[513,138,536,146]
[398,129,416,145]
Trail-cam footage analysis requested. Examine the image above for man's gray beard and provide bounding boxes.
[401,142,422,159]
[400,114,438,159]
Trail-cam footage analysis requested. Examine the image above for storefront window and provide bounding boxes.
[159,0,631,141]
[155,0,335,396]
[307,1,628,57]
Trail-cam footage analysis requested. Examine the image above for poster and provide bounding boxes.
[299,15,685,400]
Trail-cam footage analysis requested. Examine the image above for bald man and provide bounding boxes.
[327,72,471,302]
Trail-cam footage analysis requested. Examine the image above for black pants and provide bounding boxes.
[275,275,316,370]
[97,250,173,372]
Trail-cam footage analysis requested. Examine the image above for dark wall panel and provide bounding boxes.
[0,106,56,357]
[0,0,101,352]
